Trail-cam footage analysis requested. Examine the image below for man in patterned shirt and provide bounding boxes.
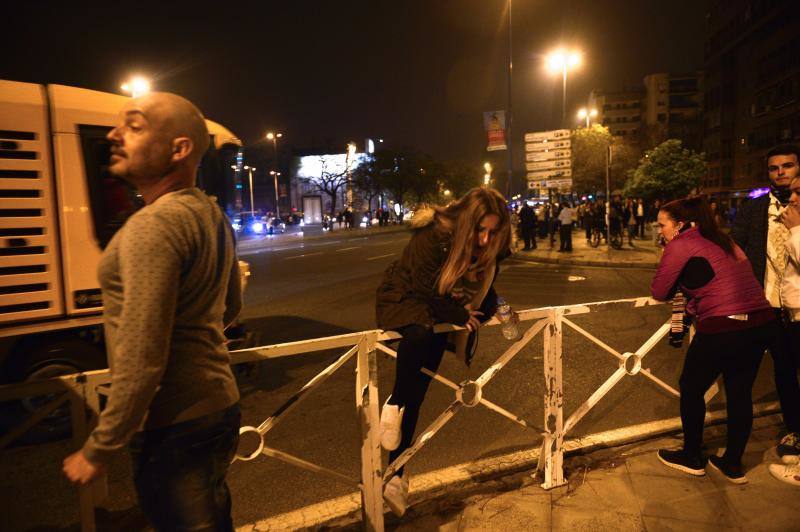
[62,92,242,531]
[732,144,800,463]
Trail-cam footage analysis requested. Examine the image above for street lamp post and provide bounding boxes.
[577,107,598,128]
[270,171,281,219]
[547,50,581,128]
[266,132,283,219]
[243,165,256,213]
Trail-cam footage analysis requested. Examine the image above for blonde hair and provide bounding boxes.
[432,187,511,296]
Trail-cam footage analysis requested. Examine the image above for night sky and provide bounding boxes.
[2,0,704,173]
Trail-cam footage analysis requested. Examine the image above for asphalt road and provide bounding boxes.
[2,229,784,530]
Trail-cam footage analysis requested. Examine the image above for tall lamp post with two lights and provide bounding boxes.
[266,132,283,219]
[546,49,582,128]
[578,107,598,128]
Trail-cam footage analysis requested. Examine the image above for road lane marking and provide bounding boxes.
[285,252,324,260]
[336,246,361,252]
[366,253,396,261]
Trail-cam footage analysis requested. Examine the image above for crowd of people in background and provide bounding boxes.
[510,196,666,252]
[510,195,750,254]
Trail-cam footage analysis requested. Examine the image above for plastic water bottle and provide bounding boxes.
[496,297,519,340]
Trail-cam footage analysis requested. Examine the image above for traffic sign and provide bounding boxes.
[546,178,573,189]
[525,139,571,151]
[524,129,570,143]
[527,179,547,189]
[525,149,571,162]
[526,159,571,171]
[526,168,572,179]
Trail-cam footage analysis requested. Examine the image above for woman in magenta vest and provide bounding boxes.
[651,196,778,484]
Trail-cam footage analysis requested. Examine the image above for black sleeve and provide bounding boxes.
[478,286,498,323]
[429,296,470,325]
[730,200,752,250]
[678,256,715,290]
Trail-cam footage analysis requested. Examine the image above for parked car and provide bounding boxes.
[232,211,269,236]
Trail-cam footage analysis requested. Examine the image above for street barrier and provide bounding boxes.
[0,296,760,532]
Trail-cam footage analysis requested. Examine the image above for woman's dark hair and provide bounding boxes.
[660,196,736,256]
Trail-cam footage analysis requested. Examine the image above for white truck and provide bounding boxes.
[0,80,246,440]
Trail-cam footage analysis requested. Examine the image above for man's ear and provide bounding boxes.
[171,137,194,163]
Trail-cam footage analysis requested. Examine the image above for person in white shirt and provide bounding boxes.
[558,203,575,252]
[771,175,800,486]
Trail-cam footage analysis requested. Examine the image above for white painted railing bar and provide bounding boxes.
[261,446,360,488]
[253,344,359,435]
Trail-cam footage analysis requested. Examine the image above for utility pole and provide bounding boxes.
[506,0,514,198]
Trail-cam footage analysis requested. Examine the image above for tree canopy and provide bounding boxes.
[623,139,706,200]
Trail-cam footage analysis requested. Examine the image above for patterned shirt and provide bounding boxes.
[765,193,790,307]
[82,188,242,464]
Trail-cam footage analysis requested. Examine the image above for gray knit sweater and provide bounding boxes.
[83,187,241,464]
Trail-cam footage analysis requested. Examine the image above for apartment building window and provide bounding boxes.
[722,166,732,187]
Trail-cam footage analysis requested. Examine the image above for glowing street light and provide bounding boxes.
[120,76,151,97]
[577,107,598,128]
[546,49,582,127]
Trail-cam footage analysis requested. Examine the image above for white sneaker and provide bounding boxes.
[383,474,409,516]
[769,463,800,486]
[380,397,404,451]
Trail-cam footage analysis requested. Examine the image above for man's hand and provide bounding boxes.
[63,451,105,485]
[782,205,800,230]
[464,304,483,332]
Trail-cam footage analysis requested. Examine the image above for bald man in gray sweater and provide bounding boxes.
[63,92,242,531]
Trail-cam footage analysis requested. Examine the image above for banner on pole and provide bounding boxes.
[483,110,507,152]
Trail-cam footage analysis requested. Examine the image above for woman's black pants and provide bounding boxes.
[387,324,448,475]
[679,321,776,465]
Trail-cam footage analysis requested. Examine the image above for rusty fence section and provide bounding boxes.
[1,296,747,532]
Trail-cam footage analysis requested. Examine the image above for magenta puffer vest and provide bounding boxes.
[651,227,771,321]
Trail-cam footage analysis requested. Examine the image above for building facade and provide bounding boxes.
[703,0,800,201]
[589,72,703,151]
[589,88,643,138]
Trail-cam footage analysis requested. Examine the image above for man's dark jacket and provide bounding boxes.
[518,205,537,229]
[730,194,770,287]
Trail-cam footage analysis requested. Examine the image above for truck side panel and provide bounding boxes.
[0,80,65,325]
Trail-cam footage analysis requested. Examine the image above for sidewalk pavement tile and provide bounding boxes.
[551,508,644,531]
[640,514,738,532]
[628,471,737,526]
[457,484,551,530]
[549,468,641,515]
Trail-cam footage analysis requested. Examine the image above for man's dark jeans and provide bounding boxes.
[129,404,241,532]
[770,315,800,434]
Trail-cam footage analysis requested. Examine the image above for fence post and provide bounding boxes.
[540,308,566,489]
[356,332,384,531]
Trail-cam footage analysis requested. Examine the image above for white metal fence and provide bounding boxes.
[0,296,771,531]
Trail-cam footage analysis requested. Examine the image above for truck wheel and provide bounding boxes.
[0,338,106,445]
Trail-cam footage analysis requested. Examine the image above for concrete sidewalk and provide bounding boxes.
[514,226,662,268]
[377,414,798,532]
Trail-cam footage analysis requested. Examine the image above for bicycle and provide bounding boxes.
[589,225,603,248]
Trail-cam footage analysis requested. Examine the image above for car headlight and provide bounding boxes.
[232,222,242,231]
[251,222,265,233]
